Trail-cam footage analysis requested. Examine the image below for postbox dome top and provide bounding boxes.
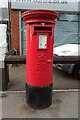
[22,10,59,24]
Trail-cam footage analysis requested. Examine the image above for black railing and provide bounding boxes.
[5,55,80,64]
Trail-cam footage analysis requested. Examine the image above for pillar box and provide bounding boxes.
[22,10,59,109]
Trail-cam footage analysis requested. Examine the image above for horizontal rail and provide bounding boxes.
[5,55,80,64]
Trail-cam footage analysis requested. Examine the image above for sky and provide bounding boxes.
[0,0,80,8]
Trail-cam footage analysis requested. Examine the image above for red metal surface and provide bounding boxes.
[22,10,59,24]
[22,10,59,87]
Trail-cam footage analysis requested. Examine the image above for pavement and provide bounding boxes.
[2,91,78,118]
[0,65,79,118]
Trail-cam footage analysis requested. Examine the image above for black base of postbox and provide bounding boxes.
[26,83,53,109]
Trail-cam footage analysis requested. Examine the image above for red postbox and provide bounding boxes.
[22,10,59,109]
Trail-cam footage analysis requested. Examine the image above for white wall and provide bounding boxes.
[11,0,79,12]
[0,0,8,8]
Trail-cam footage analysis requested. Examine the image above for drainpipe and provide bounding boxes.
[8,0,11,51]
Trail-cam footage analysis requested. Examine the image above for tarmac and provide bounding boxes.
[0,65,79,118]
[7,65,79,91]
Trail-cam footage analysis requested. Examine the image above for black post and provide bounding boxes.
[8,0,11,51]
